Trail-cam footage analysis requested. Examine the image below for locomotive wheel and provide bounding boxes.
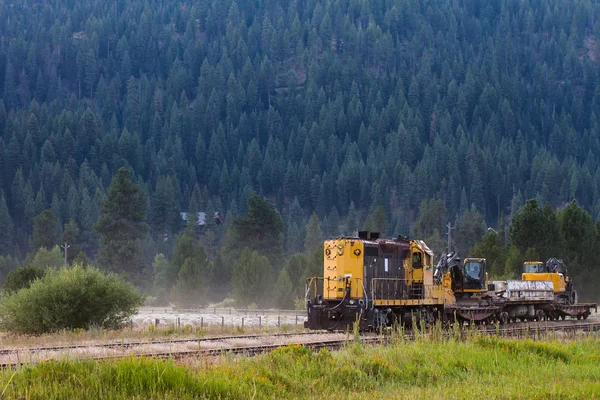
[561,315,566,320]
[583,312,589,320]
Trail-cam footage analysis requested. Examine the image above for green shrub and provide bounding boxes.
[0,264,144,334]
[1,265,46,296]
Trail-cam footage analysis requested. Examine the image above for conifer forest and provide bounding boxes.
[1,0,600,304]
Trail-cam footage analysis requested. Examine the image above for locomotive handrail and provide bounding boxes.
[304,276,367,302]
[370,278,441,302]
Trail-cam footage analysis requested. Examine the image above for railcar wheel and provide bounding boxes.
[535,310,545,321]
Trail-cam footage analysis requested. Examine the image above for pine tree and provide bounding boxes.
[304,213,324,253]
[345,201,357,235]
[273,268,294,309]
[61,219,80,264]
[171,255,208,308]
[149,175,180,236]
[370,206,389,235]
[151,254,170,304]
[224,193,284,264]
[231,248,274,307]
[95,168,148,281]
[0,194,14,254]
[33,210,59,250]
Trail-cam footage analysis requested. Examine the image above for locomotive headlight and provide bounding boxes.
[349,300,355,305]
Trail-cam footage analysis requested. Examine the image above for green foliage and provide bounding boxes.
[33,209,59,250]
[30,246,63,269]
[73,251,90,266]
[0,194,13,254]
[273,269,294,309]
[95,168,148,282]
[412,199,448,254]
[1,337,600,398]
[171,256,208,308]
[304,213,324,253]
[369,206,389,235]
[510,200,560,261]
[412,199,447,239]
[557,200,596,275]
[231,248,274,307]
[0,0,600,299]
[0,255,19,289]
[1,265,45,296]
[0,265,144,334]
[224,194,284,265]
[469,232,505,278]
[285,253,311,297]
[456,206,484,257]
[151,254,170,305]
[206,252,231,302]
[61,219,81,264]
[170,229,207,288]
[301,244,324,284]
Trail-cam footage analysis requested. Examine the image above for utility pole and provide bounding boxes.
[446,222,456,254]
[61,242,71,265]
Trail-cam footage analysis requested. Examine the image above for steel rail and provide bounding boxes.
[0,331,331,356]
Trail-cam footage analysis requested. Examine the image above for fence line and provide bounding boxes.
[140,307,302,315]
[147,314,305,329]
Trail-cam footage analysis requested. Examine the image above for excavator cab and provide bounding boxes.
[523,261,544,273]
[459,258,488,293]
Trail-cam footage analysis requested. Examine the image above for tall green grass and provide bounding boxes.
[1,334,600,399]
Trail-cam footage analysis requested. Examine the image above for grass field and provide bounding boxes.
[1,332,599,399]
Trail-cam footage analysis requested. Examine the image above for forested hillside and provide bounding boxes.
[0,0,600,297]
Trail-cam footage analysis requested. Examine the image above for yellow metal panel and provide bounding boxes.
[323,240,340,299]
[411,268,424,282]
[323,239,364,299]
[522,272,566,293]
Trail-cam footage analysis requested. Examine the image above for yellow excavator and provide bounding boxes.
[522,259,577,305]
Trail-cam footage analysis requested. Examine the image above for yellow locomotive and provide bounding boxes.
[305,232,455,330]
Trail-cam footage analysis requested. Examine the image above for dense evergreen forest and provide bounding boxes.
[0,0,600,303]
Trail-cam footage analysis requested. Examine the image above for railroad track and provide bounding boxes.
[485,320,600,336]
[0,331,328,356]
[1,320,598,369]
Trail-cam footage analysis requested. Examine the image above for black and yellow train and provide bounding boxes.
[305,232,596,331]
